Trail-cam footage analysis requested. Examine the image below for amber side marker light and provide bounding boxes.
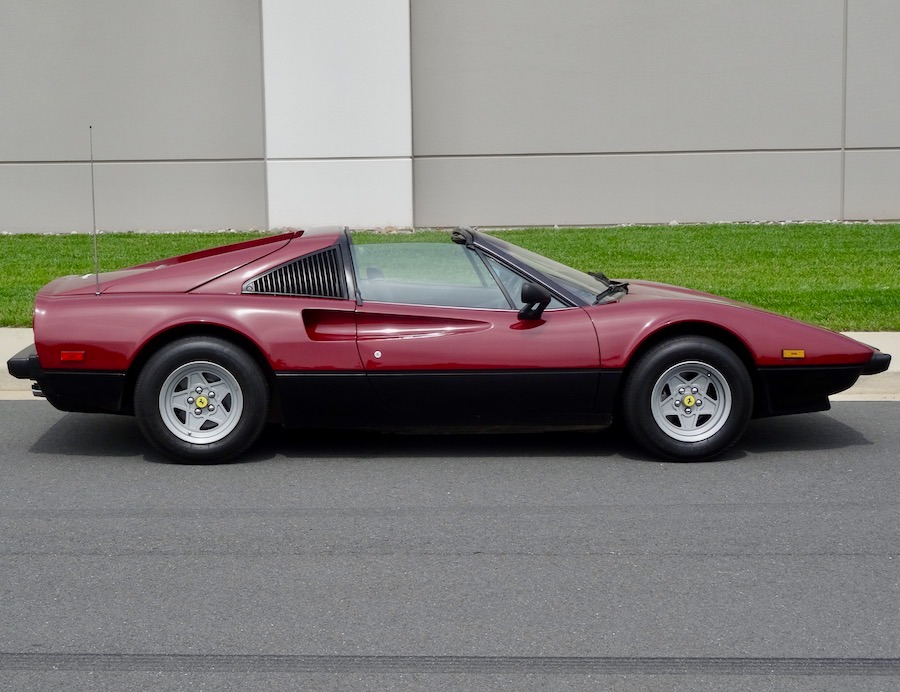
[782,349,806,359]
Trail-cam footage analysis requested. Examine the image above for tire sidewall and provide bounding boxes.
[135,337,268,463]
[623,336,753,461]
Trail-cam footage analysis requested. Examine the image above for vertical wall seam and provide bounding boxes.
[408,0,416,229]
[258,0,270,230]
[840,0,849,221]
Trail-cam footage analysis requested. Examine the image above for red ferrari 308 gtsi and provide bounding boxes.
[7,226,891,463]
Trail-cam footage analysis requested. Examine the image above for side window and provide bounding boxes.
[352,242,512,309]
[485,257,567,310]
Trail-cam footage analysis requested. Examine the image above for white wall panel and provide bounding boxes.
[90,162,267,231]
[0,162,266,232]
[263,0,412,159]
[0,164,93,233]
[411,0,844,156]
[267,160,413,228]
[415,152,842,227]
[846,0,900,148]
[844,150,900,220]
[0,0,264,162]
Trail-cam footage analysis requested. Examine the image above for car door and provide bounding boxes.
[351,239,602,427]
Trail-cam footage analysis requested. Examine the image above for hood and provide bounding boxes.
[38,233,296,297]
[615,278,806,325]
[592,279,877,369]
[621,279,754,307]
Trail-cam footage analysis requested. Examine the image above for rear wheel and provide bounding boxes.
[134,337,268,463]
[622,336,753,461]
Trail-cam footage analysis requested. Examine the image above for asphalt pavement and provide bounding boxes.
[0,400,898,690]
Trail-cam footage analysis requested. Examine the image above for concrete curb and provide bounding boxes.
[1,328,35,399]
[2,328,898,401]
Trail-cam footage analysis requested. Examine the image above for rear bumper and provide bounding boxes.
[7,344,40,380]
[6,343,127,414]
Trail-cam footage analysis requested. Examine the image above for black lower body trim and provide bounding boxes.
[365,369,608,428]
[275,369,620,430]
[754,364,865,418]
[275,372,374,427]
[38,371,128,414]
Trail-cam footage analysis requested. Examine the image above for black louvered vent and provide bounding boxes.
[243,247,346,298]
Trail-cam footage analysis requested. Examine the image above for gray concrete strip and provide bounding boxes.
[1,391,37,401]
[831,374,900,401]
[0,328,35,399]
[1,328,897,400]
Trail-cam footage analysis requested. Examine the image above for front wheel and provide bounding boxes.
[134,337,268,463]
[622,336,753,461]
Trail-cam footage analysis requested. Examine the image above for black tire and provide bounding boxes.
[134,337,268,463]
[622,336,753,461]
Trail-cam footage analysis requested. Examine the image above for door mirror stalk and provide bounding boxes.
[518,283,552,320]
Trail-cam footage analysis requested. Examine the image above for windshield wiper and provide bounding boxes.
[588,270,610,282]
[594,280,629,304]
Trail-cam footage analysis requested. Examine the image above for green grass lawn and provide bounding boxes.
[1,224,897,330]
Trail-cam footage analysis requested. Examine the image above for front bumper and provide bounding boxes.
[755,349,892,418]
[7,343,127,414]
[862,350,891,375]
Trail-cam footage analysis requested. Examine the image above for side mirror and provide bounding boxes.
[518,282,552,320]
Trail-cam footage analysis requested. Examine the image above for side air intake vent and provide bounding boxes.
[243,247,346,299]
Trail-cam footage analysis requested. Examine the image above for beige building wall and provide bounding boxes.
[1,1,899,231]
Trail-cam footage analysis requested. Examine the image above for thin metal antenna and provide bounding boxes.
[89,126,100,296]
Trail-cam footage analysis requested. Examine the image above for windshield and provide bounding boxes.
[481,235,608,304]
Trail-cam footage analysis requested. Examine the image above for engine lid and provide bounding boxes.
[38,233,296,297]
